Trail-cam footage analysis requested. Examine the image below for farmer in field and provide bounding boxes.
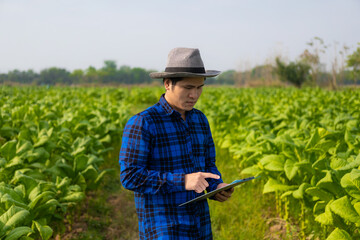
[119,47,233,239]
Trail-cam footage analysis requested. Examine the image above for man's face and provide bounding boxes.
[164,77,205,114]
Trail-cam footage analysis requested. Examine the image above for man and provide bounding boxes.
[119,47,233,239]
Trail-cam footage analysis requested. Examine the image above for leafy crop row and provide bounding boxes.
[197,87,360,239]
[0,87,131,239]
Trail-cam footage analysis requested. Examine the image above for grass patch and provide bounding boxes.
[57,146,139,240]
[209,146,276,240]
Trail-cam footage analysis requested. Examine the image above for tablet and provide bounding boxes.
[179,176,257,207]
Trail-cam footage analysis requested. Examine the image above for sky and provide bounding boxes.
[0,0,359,73]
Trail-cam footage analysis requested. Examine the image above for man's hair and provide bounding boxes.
[163,77,207,86]
[163,78,183,86]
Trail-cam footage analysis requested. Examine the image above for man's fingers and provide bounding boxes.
[201,172,220,179]
[215,193,227,202]
[195,186,204,193]
[201,178,209,188]
[227,187,234,193]
[220,191,231,198]
[198,181,207,191]
[221,189,233,197]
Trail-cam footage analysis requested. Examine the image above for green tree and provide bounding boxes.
[84,66,99,83]
[131,67,152,84]
[118,65,132,84]
[70,69,84,84]
[100,60,117,83]
[39,67,71,85]
[275,57,311,88]
[347,43,360,85]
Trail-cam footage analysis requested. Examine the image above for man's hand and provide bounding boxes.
[185,172,220,193]
[214,183,234,202]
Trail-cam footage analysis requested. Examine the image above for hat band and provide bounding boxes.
[165,67,205,74]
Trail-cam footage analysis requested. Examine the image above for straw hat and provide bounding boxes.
[149,47,221,79]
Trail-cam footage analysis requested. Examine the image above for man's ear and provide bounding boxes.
[164,79,171,91]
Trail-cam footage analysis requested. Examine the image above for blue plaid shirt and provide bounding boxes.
[119,94,223,240]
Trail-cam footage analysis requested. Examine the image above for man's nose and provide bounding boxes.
[189,89,199,99]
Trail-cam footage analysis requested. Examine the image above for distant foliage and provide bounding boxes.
[347,44,360,85]
[275,58,311,88]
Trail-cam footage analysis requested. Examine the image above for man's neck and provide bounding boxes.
[164,94,186,120]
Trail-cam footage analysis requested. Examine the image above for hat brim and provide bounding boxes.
[149,70,221,79]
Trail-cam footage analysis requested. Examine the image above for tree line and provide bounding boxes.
[0,60,236,86]
[1,38,359,88]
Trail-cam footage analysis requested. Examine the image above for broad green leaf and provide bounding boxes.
[0,206,30,236]
[315,202,334,225]
[241,166,261,176]
[17,129,32,142]
[305,186,334,201]
[0,193,28,209]
[220,139,231,149]
[344,129,355,149]
[326,228,352,240]
[341,169,360,199]
[13,185,25,199]
[56,162,75,178]
[26,148,50,163]
[312,154,327,170]
[284,159,298,180]
[33,199,59,218]
[6,156,23,168]
[293,183,311,199]
[33,135,49,148]
[0,140,17,161]
[16,140,33,157]
[55,177,71,190]
[99,134,111,144]
[4,226,33,240]
[0,183,24,203]
[75,173,87,191]
[259,155,285,172]
[354,202,360,216]
[245,131,256,145]
[0,127,17,139]
[73,154,88,172]
[330,196,360,224]
[337,154,360,171]
[317,171,344,197]
[312,139,335,153]
[33,221,53,240]
[60,192,85,203]
[28,191,55,210]
[71,137,92,156]
[81,165,98,181]
[10,171,39,196]
[294,161,312,173]
[305,128,320,150]
[330,157,348,170]
[313,201,326,215]
[263,178,297,194]
[87,154,103,165]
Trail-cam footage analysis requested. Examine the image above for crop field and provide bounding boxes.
[0,86,360,240]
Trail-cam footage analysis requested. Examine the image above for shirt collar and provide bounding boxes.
[158,94,195,118]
